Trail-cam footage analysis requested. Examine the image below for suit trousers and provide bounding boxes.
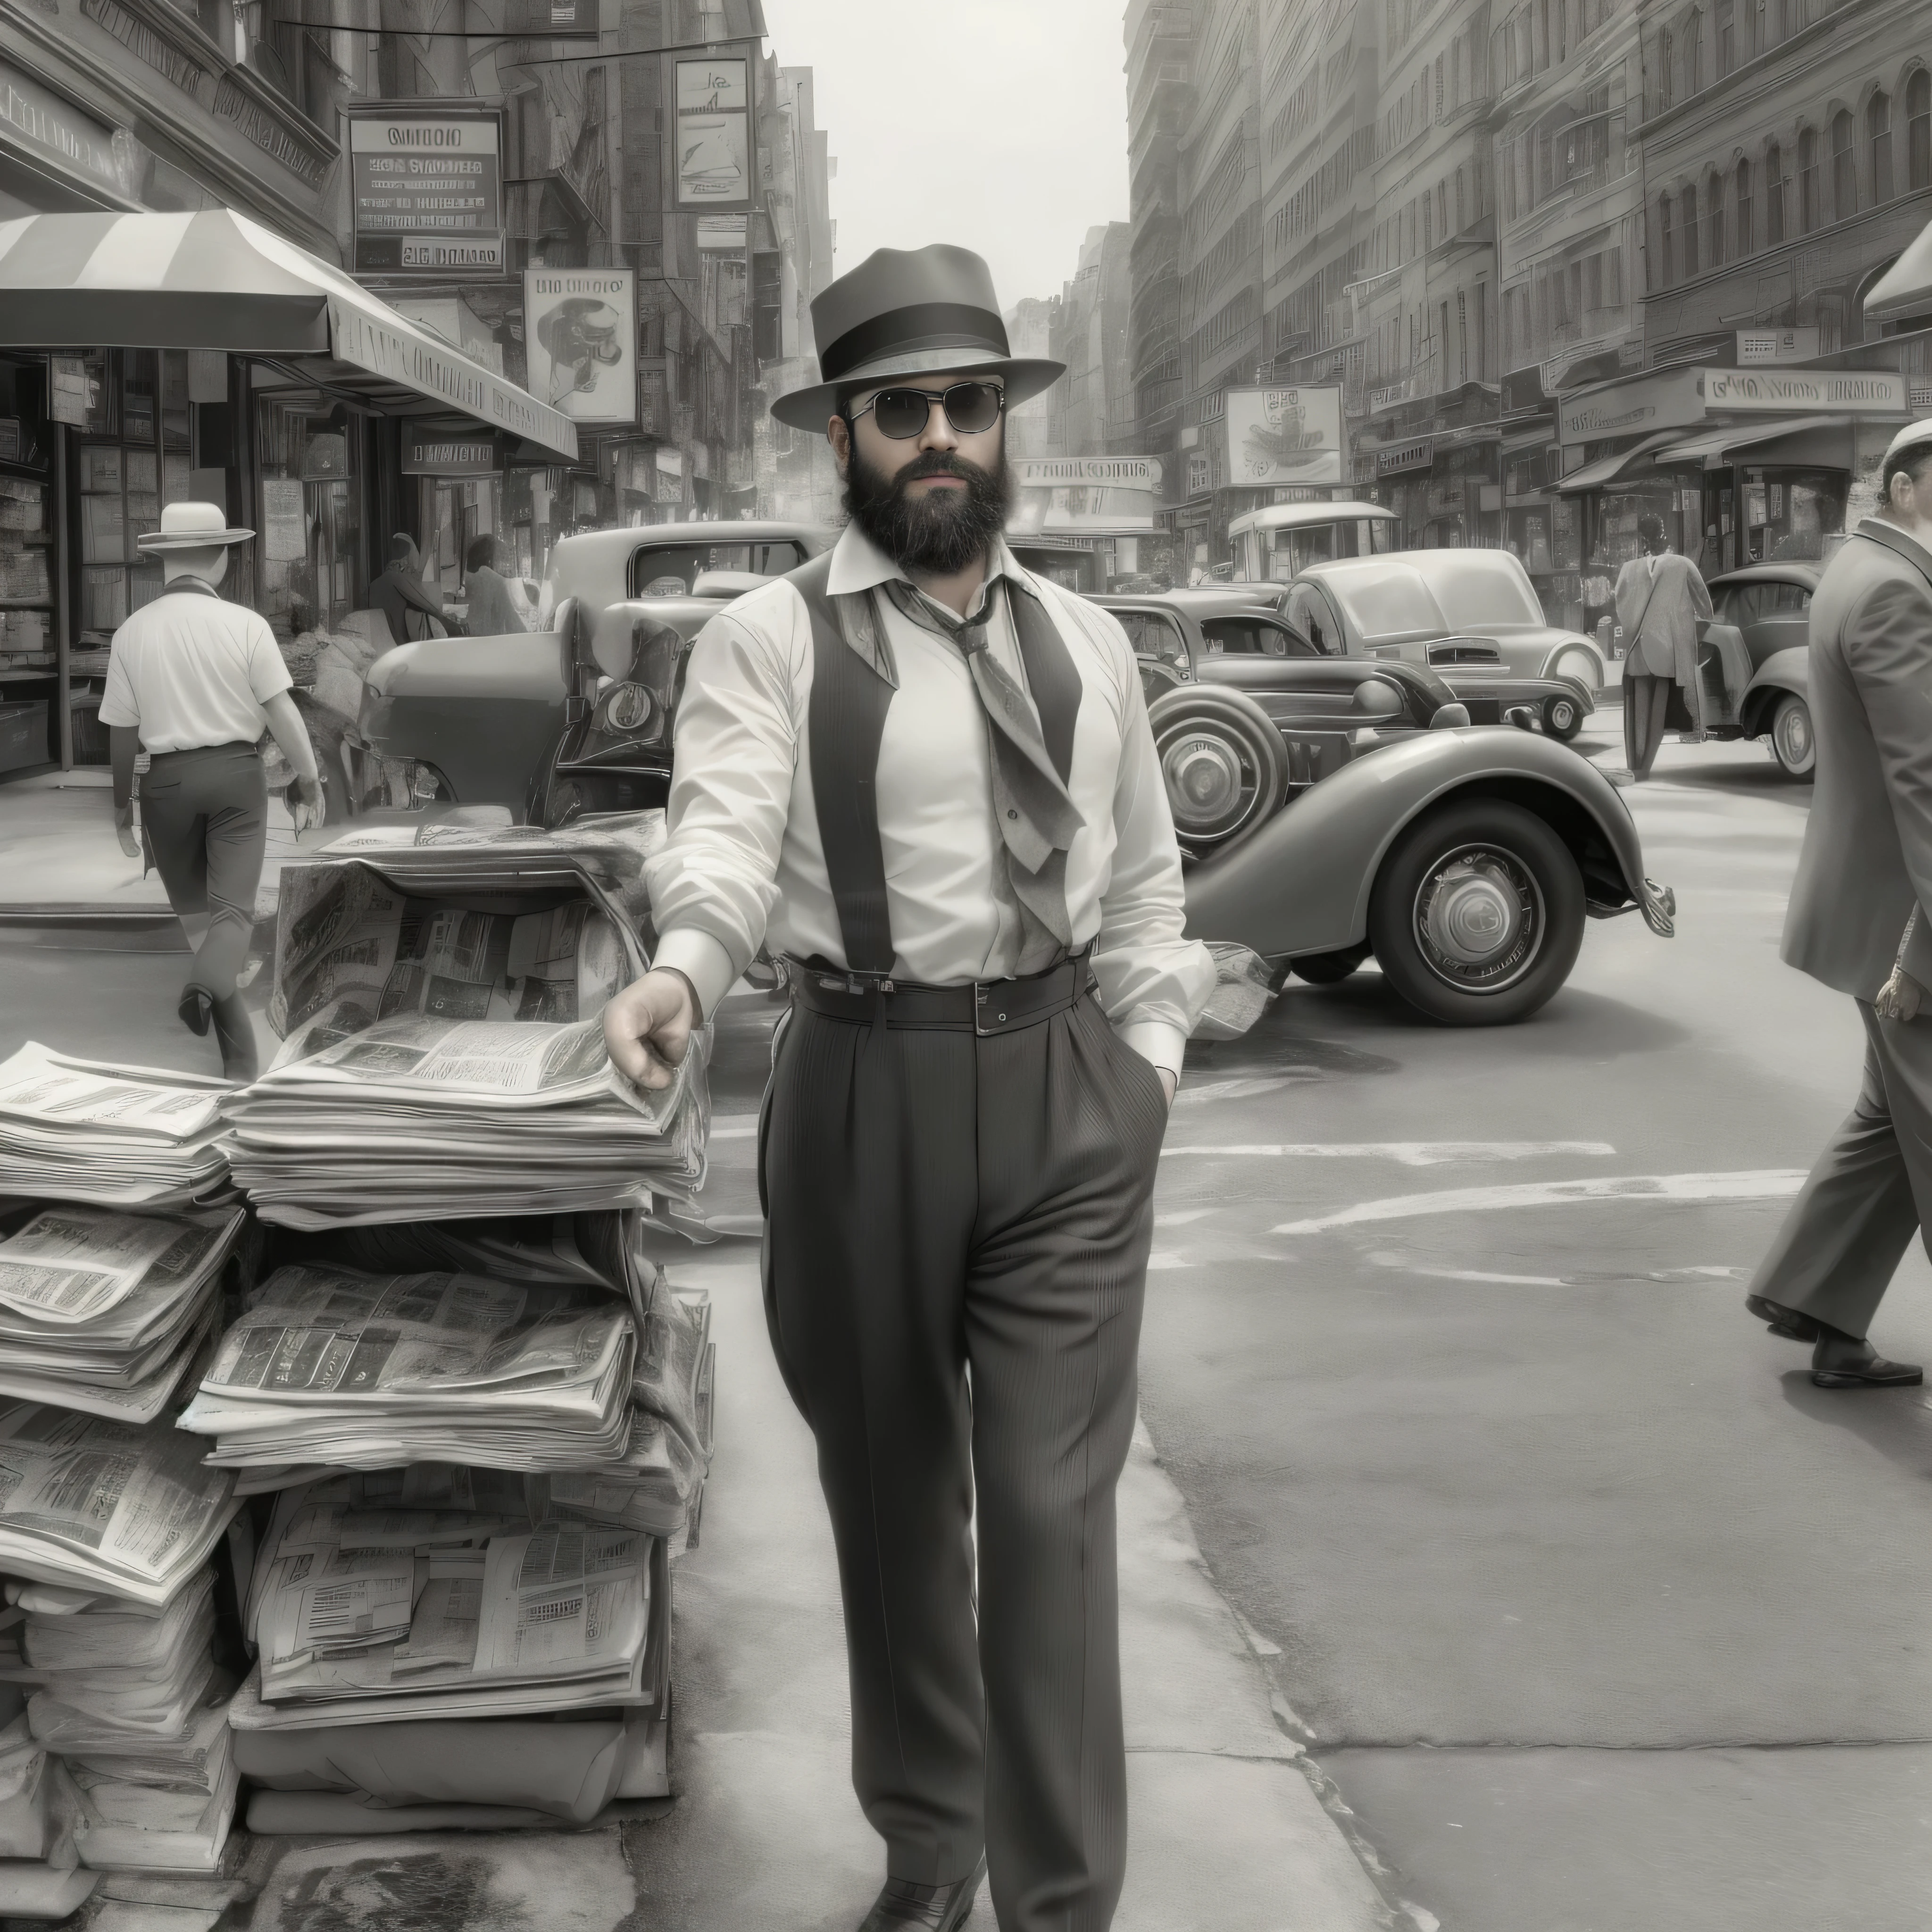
[1749,1000,1932,1339]
[140,741,266,1001]
[1623,672,1674,778]
[758,983,1168,1932]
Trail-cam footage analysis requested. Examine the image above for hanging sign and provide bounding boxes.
[349,108,505,277]
[671,49,755,211]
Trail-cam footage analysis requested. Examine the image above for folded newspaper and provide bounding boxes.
[175,1264,637,1473]
[223,851,709,1228]
[0,1045,231,1208]
[227,1475,662,1729]
[0,1205,245,1423]
[0,1409,239,1608]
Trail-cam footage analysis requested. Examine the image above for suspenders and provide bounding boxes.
[785,553,1083,981]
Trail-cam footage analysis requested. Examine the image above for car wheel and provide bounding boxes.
[1146,686,1291,861]
[1291,944,1370,984]
[1368,799,1585,1025]
[1769,692,1815,779]
[1542,692,1584,742]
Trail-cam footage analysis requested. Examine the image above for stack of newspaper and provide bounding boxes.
[175,1263,638,1474]
[7,1577,239,1872]
[221,851,709,1229]
[0,1204,245,1423]
[0,1044,231,1208]
[225,1473,666,1730]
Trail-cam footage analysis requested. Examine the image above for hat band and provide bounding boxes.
[818,302,1010,385]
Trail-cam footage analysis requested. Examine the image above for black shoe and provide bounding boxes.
[1811,1332,1924,1388]
[209,991,259,1084]
[1745,1293,1825,1343]
[858,1857,986,1932]
[178,986,214,1038]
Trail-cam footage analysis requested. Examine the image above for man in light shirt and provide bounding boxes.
[604,245,1213,1932]
[1613,511,1714,778]
[99,502,323,1081]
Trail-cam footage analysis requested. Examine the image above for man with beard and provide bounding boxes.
[604,244,1213,1932]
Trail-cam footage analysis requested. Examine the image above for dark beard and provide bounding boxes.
[842,438,1011,575]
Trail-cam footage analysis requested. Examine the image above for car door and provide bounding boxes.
[1282,583,1350,657]
[1745,578,1812,669]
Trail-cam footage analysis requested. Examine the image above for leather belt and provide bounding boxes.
[784,948,1095,1037]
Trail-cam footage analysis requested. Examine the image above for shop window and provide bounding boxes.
[1869,91,1894,203]
[0,359,56,751]
[1910,71,1932,189]
[254,393,366,642]
[1798,127,1818,231]
[1766,141,1786,242]
[1832,109,1856,221]
[1735,158,1754,255]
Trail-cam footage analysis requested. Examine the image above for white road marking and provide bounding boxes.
[1272,1169,1807,1234]
[1146,1252,1194,1270]
[1366,1255,1755,1287]
[1163,1140,1615,1166]
[1155,1208,1217,1227]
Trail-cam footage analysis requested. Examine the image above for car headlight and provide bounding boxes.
[596,682,654,733]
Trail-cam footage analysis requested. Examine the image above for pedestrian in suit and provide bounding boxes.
[1743,418,1932,1388]
[1613,512,1714,778]
[602,244,1215,1932]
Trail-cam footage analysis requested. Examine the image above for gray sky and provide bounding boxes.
[760,0,1132,313]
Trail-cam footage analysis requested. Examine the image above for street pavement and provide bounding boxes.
[0,712,1919,1928]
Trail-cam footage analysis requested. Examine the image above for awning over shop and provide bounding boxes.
[1551,430,1683,494]
[1652,415,1855,473]
[1864,220,1932,326]
[0,209,577,464]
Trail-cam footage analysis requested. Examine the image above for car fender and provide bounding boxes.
[1182,727,1668,958]
[1738,646,1809,736]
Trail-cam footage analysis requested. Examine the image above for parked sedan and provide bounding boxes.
[1090,591,1672,1025]
[1280,549,1607,700]
[1699,563,1818,778]
[1105,589,1594,741]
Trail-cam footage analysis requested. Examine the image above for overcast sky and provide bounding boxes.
[759,0,1132,314]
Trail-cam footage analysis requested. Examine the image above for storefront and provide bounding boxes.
[1006,455,1166,593]
[0,208,576,772]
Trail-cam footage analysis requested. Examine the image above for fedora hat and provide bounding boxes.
[771,243,1065,432]
[136,501,255,553]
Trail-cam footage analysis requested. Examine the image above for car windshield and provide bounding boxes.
[1403,553,1546,629]
[1266,519,1397,577]
[1199,616,1317,658]
[1324,566,1448,641]
[629,541,810,599]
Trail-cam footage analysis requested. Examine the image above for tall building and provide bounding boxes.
[1057,222,1137,460]
[1003,295,1064,459]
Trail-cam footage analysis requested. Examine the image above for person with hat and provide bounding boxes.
[1612,511,1714,779]
[99,501,324,1082]
[603,244,1215,1932]
[1741,419,1932,1388]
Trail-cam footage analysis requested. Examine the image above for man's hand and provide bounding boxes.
[289,776,325,835]
[113,804,141,860]
[1877,966,1924,1023]
[604,970,698,1091]
[1159,1067,1177,1109]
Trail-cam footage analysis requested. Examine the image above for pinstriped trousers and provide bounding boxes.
[759,984,1167,1932]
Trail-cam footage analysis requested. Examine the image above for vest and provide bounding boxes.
[784,549,1085,975]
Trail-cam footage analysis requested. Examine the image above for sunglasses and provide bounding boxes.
[846,381,1007,440]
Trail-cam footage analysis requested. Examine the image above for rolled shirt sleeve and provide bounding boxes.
[643,604,797,1017]
[97,641,140,731]
[247,615,294,707]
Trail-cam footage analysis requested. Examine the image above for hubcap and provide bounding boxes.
[1161,732,1252,838]
[1549,699,1576,732]
[1413,844,1543,992]
[1777,702,1811,767]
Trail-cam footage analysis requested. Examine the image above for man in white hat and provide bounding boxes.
[605,243,1215,1932]
[1743,418,1932,1386]
[98,501,324,1081]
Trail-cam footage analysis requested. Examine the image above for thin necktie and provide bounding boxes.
[879,576,1085,973]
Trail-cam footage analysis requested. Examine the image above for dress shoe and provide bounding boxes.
[858,1857,986,1932]
[1811,1331,1924,1389]
[1745,1292,1825,1343]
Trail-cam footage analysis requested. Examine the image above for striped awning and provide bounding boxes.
[0,209,577,465]
[1865,218,1932,326]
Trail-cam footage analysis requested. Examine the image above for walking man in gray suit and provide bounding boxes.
[1613,513,1714,779]
[1744,418,1932,1388]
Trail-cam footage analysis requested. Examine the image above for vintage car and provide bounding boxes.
[1099,591,1673,1024]
[1104,588,1596,742]
[353,521,834,823]
[1693,563,1818,778]
[1277,549,1608,700]
[1226,500,1399,583]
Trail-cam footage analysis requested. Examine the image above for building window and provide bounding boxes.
[1456,167,1467,230]
[1832,108,1856,220]
[1908,69,1932,190]
[1423,191,1432,251]
[1799,127,1818,231]
[1869,91,1894,203]
[1716,0,1735,74]
[1457,289,1468,382]
[1735,157,1753,254]
[1657,196,1675,286]
[1438,181,1448,238]
[1688,10,1703,93]
[1435,53,1444,115]
[1766,140,1786,242]
[1707,170,1726,264]
[1682,183,1699,274]
[1659,28,1674,108]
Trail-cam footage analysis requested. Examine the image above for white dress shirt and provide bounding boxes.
[98,583,291,753]
[646,525,1215,1075]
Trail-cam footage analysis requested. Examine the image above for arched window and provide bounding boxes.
[1735,157,1754,255]
[1657,196,1675,287]
[1870,92,1894,203]
[1799,126,1818,230]
[1832,108,1856,220]
[1456,166,1467,231]
[1706,170,1726,265]
[1687,11,1704,93]
[1659,28,1674,108]
[1766,140,1786,242]
[1909,71,1931,189]
[1682,183,1699,274]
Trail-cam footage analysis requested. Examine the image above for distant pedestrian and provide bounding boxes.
[99,502,324,1082]
[1742,418,1932,1389]
[1614,513,1713,778]
[462,534,525,635]
[369,533,457,646]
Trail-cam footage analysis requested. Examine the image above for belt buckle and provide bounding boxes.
[974,981,1010,1036]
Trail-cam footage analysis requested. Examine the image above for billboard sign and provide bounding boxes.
[349,109,503,277]
[1008,457,1165,536]
[672,50,754,210]
[523,269,637,426]
[1224,387,1345,487]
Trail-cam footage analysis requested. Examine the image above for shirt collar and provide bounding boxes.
[825,521,1027,619]
[160,577,222,599]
